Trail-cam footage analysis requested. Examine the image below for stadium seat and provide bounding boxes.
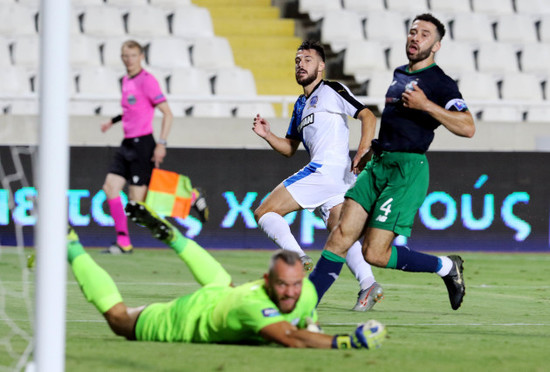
[75,67,122,96]
[170,6,214,39]
[72,0,105,7]
[104,0,148,8]
[145,38,192,70]
[385,0,429,15]
[148,0,192,9]
[494,14,538,44]
[343,40,388,83]
[235,103,276,118]
[500,73,545,102]
[539,15,550,42]
[0,38,11,67]
[70,35,102,69]
[515,0,550,16]
[448,13,494,43]
[99,38,126,68]
[434,41,476,78]
[0,4,37,36]
[320,10,364,53]
[124,5,170,37]
[190,103,234,117]
[10,36,39,69]
[191,37,235,71]
[167,67,212,96]
[387,41,407,71]
[471,0,515,15]
[363,11,408,43]
[214,67,257,96]
[526,106,550,122]
[456,72,499,101]
[342,0,385,14]
[298,0,342,22]
[519,43,550,76]
[428,0,471,15]
[479,106,524,122]
[476,42,520,75]
[0,66,32,95]
[79,6,125,37]
[365,71,394,99]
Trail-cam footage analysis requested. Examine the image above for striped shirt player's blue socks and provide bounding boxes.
[308,250,346,304]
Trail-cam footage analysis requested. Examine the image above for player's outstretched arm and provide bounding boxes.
[259,320,387,349]
[252,114,300,157]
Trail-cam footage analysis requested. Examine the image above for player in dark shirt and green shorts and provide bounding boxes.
[309,13,476,311]
[66,201,387,349]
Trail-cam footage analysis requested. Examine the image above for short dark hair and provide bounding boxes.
[297,40,326,62]
[412,13,446,41]
[268,249,301,275]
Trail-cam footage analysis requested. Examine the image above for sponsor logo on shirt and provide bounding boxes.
[262,308,281,317]
[154,94,165,101]
[298,114,314,132]
[309,95,318,108]
[127,95,136,105]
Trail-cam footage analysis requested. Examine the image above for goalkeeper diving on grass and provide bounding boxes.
[66,201,387,349]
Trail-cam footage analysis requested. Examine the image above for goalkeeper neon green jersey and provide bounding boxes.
[135,278,318,344]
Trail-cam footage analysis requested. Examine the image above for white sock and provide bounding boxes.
[258,212,306,256]
[436,256,453,277]
[346,241,375,290]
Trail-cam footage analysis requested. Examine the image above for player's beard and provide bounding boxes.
[407,42,435,64]
[295,69,317,87]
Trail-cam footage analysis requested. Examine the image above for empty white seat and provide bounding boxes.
[476,42,520,75]
[0,66,32,95]
[386,0,429,14]
[480,106,523,122]
[515,0,550,15]
[435,41,476,77]
[539,15,550,42]
[299,0,342,21]
[365,71,394,98]
[456,72,499,101]
[171,6,214,39]
[80,6,125,37]
[214,67,257,96]
[471,0,514,15]
[105,0,148,8]
[167,67,212,96]
[11,36,39,68]
[190,103,234,117]
[449,13,494,43]
[494,14,538,44]
[124,6,169,37]
[75,67,122,96]
[526,106,550,122]
[321,10,364,53]
[520,43,550,76]
[387,41,407,71]
[149,0,192,9]
[0,4,37,36]
[70,35,101,69]
[146,38,191,70]
[235,103,276,118]
[343,41,387,83]
[342,0,385,14]
[364,11,408,43]
[500,73,544,102]
[428,0,471,15]
[72,0,106,7]
[0,38,11,67]
[191,37,234,70]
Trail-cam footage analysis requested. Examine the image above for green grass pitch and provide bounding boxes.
[1,248,549,371]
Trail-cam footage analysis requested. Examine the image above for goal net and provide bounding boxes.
[0,145,36,371]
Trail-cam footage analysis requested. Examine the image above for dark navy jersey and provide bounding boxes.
[374,63,468,154]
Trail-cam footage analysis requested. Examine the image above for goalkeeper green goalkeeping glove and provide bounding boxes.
[331,320,387,350]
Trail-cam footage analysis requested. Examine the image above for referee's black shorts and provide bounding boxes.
[108,134,155,186]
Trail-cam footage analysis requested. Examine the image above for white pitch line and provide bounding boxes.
[324,322,550,327]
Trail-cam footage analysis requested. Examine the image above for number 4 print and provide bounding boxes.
[375,198,393,222]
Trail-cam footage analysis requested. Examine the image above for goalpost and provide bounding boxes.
[32,0,71,371]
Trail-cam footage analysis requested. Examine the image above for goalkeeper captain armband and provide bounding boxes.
[331,334,359,349]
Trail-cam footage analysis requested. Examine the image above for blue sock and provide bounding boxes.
[387,245,440,273]
[309,250,345,304]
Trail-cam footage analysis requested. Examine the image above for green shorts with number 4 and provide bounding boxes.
[345,151,429,237]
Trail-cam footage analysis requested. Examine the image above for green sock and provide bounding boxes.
[169,229,231,287]
[321,250,347,263]
[386,246,398,269]
[69,245,123,313]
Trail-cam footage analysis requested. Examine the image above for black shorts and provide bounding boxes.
[108,134,155,186]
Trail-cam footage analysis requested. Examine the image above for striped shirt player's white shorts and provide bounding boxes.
[283,161,356,223]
